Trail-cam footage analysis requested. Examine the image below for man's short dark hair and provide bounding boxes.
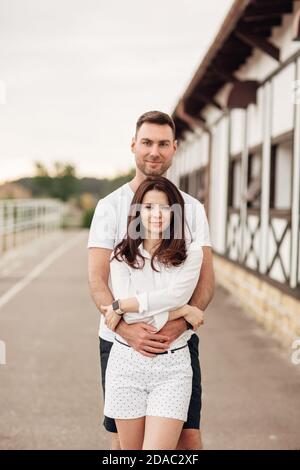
[135,110,176,139]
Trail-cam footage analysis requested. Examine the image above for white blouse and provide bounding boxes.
[110,241,203,349]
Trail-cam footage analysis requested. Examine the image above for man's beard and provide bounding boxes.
[144,167,165,176]
[137,161,170,177]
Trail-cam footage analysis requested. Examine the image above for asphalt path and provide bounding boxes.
[0,230,299,449]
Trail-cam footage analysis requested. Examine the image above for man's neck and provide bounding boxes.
[128,174,146,193]
[129,171,167,193]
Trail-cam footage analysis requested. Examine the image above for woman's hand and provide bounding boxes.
[101,304,122,332]
[184,305,204,331]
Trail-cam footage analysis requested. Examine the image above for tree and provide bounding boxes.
[51,162,79,201]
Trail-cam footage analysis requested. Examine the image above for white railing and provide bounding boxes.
[0,198,65,254]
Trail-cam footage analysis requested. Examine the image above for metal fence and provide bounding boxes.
[0,199,65,255]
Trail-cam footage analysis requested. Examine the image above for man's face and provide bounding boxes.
[131,123,177,177]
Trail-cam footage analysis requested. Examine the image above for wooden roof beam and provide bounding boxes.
[183,0,252,101]
[173,116,193,138]
[236,20,281,33]
[174,99,206,132]
[249,0,295,3]
[245,3,293,17]
[234,31,280,61]
[243,13,289,22]
[209,65,240,84]
[227,80,259,109]
[292,8,300,41]
[239,17,282,27]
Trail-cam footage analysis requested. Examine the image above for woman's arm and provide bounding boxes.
[102,255,168,332]
[101,255,133,331]
[103,244,203,331]
[168,304,204,331]
[119,243,203,317]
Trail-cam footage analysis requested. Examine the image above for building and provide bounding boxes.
[169,0,300,347]
[0,182,32,199]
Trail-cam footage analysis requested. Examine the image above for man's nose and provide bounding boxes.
[149,144,160,157]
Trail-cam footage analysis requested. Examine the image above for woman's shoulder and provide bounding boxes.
[186,241,203,261]
[110,251,142,273]
[187,240,203,252]
[110,250,126,265]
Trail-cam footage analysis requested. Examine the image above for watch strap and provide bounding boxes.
[112,299,125,316]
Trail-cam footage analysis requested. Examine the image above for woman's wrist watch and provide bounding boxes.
[112,299,125,316]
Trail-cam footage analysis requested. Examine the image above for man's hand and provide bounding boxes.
[159,318,189,344]
[116,321,170,358]
[184,305,204,331]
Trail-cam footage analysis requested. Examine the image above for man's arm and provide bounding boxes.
[88,247,114,311]
[189,246,215,310]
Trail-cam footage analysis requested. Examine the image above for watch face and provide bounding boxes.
[112,300,119,311]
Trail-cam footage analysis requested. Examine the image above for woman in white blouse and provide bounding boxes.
[101,176,203,450]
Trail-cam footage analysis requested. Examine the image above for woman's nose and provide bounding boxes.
[151,205,162,218]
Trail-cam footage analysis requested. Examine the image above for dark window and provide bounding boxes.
[245,152,261,209]
[179,174,189,193]
[195,168,206,204]
[228,158,241,209]
[270,141,292,210]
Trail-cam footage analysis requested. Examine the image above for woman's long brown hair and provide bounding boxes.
[112,177,187,272]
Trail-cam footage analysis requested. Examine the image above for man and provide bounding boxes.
[88,110,214,450]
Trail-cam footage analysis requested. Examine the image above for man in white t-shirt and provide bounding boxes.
[88,110,214,450]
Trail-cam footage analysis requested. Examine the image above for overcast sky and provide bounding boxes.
[0,0,232,183]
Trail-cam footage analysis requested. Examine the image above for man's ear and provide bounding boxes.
[131,136,136,154]
[173,139,178,151]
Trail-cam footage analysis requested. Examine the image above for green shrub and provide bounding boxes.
[82,208,95,228]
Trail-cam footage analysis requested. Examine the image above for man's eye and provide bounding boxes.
[160,142,169,147]
[143,141,151,146]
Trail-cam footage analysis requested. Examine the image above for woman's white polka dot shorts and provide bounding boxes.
[104,340,193,421]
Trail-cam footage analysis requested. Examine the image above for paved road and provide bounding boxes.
[0,230,300,450]
[201,285,300,450]
[0,230,109,450]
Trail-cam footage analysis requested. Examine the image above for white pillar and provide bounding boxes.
[290,58,300,288]
[240,109,249,263]
[259,81,272,274]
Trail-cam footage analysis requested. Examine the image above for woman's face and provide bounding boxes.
[140,189,172,238]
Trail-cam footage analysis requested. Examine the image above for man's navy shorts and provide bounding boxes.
[99,333,202,433]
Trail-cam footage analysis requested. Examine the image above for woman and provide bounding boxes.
[101,176,203,450]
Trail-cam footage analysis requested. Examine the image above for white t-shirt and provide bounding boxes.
[110,241,203,349]
[87,182,211,341]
